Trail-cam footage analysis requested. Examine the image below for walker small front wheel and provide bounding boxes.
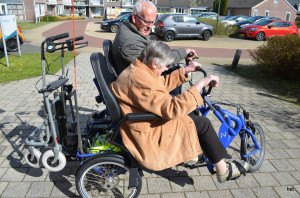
[41,150,66,172]
[23,148,42,168]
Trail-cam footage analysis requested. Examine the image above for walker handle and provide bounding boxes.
[50,33,69,42]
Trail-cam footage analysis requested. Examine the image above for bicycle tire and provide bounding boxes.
[241,122,265,172]
[76,156,142,198]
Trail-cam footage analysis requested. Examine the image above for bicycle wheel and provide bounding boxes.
[76,156,142,198]
[241,122,265,172]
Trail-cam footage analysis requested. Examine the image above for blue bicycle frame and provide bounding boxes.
[199,96,261,159]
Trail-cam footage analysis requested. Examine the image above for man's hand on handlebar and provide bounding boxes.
[185,48,198,61]
[194,75,219,92]
[184,61,202,74]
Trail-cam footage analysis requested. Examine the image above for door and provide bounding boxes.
[265,21,280,37]
[170,15,186,36]
[183,15,201,36]
[0,3,8,15]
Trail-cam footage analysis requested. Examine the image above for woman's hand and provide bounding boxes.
[194,75,219,92]
[184,61,201,74]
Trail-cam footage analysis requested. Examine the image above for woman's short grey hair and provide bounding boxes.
[141,41,175,68]
[133,0,157,15]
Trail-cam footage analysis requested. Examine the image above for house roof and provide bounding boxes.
[195,0,300,9]
[197,0,264,8]
[156,0,190,8]
[194,0,213,8]
[286,0,300,7]
[196,0,264,9]
[227,0,264,8]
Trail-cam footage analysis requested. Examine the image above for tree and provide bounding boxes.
[213,0,228,16]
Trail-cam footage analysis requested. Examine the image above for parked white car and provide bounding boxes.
[222,15,250,26]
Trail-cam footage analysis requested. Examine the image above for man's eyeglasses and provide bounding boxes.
[136,14,155,25]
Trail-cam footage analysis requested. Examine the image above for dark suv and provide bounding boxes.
[154,13,213,41]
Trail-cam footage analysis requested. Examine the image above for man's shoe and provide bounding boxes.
[217,160,249,183]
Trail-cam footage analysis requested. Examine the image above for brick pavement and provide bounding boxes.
[1,52,300,197]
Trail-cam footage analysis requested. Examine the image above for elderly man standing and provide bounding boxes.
[111,0,196,76]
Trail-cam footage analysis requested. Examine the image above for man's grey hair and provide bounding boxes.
[141,41,175,68]
[133,0,157,15]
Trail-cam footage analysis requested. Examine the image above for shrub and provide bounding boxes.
[57,15,85,21]
[249,35,300,80]
[41,15,84,22]
[41,15,58,22]
[94,16,104,19]
[199,18,238,36]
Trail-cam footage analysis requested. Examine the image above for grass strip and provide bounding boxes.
[0,51,76,83]
[17,22,51,30]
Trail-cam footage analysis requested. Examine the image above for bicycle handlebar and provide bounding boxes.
[195,66,216,86]
[195,67,207,77]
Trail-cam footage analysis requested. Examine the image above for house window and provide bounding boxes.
[174,8,185,13]
[91,0,104,5]
[265,10,269,16]
[7,3,24,20]
[253,9,258,16]
[57,4,63,15]
[286,12,291,21]
[157,7,171,12]
[38,4,45,16]
[274,0,279,4]
[107,0,118,2]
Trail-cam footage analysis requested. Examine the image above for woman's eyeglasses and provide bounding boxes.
[136,14,155,25]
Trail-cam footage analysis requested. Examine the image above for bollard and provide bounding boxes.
[231,49,242,69]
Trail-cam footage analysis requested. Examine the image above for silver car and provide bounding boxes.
[154,13,213,41]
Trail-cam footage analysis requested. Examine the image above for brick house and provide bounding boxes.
[252,0,299,21]
[196,0,299,22]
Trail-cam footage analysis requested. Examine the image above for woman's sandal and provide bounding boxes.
[217,160,249,183]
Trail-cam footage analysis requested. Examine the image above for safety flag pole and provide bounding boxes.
[72,0,84,155]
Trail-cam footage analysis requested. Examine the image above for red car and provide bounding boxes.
[240,19,299,41]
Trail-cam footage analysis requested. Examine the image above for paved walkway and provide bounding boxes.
[0,21,300,197]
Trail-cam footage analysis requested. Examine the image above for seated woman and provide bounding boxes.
[111,41,249,183]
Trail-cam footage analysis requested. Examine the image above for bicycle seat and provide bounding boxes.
[90,52,160,127]
[90,52,122,123]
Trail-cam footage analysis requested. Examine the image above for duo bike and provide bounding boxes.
[23,34,265,198]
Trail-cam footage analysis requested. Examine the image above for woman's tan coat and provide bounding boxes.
[111,58,204,171]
